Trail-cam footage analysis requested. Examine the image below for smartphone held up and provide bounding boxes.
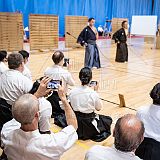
[89,81,98,87]
[47,80,62,89]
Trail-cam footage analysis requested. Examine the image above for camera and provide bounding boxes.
[63,58,70,67]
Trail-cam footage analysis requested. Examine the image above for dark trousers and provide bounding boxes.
[85,43,101,68]
[47,91,67,128]
[135,137,160,160]
[115,42,128,62]
[47,91,64,117]
[0,98,12,160]
[75,111,112,142]
[0,98,12,132]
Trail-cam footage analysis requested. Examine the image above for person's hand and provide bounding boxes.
[94,82,99,91]
[115,39,118,43]
[89,82,99,91]
[34,77,52,98]
[58,86,67,102]
[80,41,85,46]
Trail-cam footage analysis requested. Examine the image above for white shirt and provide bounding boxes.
[0,69,51,132]
[69,86,102,113]
[23,65,32,80]
[39,97,52,132]
[44,65,75,92]
[85,145,141,160]
[0,69,33,105]
[0,62,8,75]
[98,26,103,32]
[137,104,160,142]
[1,119,78,160]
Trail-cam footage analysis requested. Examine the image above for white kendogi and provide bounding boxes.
[38,97,52,132]
[0,61,8,75]
[68,84,112,141]
[44,65,75,92]
[0,69,32,105]
[69,85,102,113]
[23,64,32,80]
[0,69,52,132]
[1,119,77,160]
[137,104,160,142]
[85,145,141,160]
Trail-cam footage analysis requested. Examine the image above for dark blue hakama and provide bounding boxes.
[85,43,101,68]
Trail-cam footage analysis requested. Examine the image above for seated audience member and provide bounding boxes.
[44,51,75,117]
[19,50,32,80]
[69,67,112,142]
[1,89,78,160]
[29,78,52,134]
[85,114,144,160]
[0,53,51,131]
[135,83,160,160]
[0,50,8,75]
[0,53,32,105]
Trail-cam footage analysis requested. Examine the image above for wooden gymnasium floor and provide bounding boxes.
[1,38,160,159]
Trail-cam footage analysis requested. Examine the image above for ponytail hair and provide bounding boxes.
[79,67,92,85]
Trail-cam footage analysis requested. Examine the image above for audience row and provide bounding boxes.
[0,50,160,160]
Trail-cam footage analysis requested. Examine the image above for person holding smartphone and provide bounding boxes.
[44,51,75,125]
[1,88,78,160]
[69,67,112,142]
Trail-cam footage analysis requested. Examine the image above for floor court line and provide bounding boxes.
[50,127,90,150]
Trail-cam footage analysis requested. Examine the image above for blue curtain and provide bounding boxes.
[83,0,112,27]
[2,0,34,27]
[112,0,152,27]
[0,0,4,11]
[153,0,160,24]
[31,0,113,36]
[0,0,112,36]
[0,0,159,36]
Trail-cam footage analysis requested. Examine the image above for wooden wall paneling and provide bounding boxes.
[0,12,23,51]
[65,16,88,48]
[29,14,58,51]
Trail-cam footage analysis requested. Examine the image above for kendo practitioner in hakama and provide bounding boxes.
[77,18,101,69]
[112,21,128,62]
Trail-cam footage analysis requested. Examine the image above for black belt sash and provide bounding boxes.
[74,111,112,142]
[75,111,95,118]
[87,40,96,45]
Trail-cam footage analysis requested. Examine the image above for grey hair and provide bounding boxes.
[8,53,23,69]
[114,114,144,152]
[12,94,39,125]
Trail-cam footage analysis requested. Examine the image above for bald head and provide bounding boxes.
[52,51,64,65]
[114,114,144,152]
[12,94,39,125]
